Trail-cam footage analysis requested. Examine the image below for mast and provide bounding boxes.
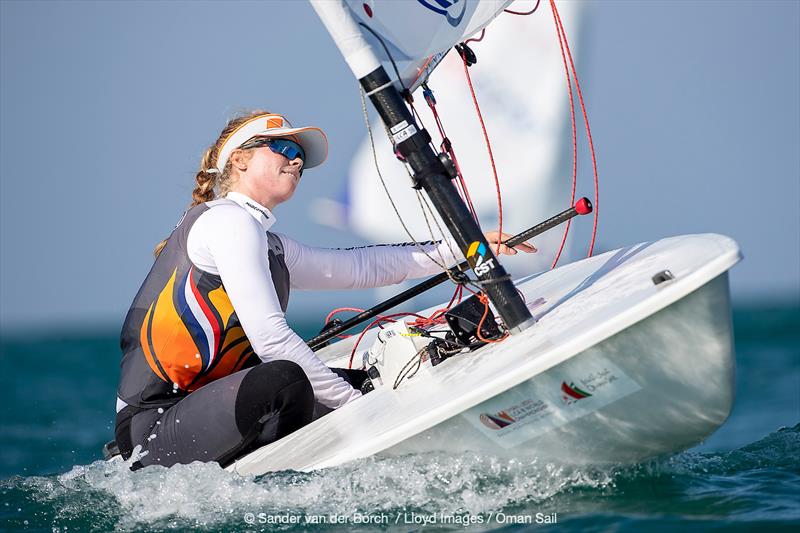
[311,0,534,334]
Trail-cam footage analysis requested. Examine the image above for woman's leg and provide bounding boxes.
[129,360,314,468]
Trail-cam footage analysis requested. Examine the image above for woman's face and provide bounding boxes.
[233,139,304,209]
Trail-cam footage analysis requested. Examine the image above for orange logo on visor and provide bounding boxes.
[266,117,284,129]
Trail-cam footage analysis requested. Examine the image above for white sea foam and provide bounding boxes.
[18,452,618,531]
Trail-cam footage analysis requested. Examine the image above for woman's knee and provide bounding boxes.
[234,361,313,434]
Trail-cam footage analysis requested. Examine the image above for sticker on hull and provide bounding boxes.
[462,357,642,448]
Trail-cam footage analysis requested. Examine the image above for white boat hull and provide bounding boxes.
[229,234,741,475]
[386,273,735,463]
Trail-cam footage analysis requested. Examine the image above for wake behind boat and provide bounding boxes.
[230,233,741,475]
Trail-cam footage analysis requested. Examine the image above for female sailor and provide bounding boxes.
[113,111,535,469]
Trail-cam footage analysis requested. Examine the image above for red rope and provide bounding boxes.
[409,283,464,328]
[551,0,599,257]
[325,307,365,325]
[425,92,479,221]
[475,292,509,343]
[549,0,578,269]
[422,90,478,317]
[425,57,511,346]
[403,87,476,332]
[460,50,505,255]
[504,0,541,16]
[347,312,431,369]
[464,28,486,45]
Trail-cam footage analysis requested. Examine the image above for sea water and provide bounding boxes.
[1,303,798,532]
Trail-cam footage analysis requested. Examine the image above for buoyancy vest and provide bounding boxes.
[117,199,290,409]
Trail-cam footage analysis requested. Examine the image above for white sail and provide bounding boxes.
[312,1,516,90]
[312,1,585,276]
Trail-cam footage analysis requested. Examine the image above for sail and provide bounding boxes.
[312,0,515,91]
[312,2,585,276]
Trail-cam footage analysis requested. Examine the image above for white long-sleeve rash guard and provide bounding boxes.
[186,192,463,409]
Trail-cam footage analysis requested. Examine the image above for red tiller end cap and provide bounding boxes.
[575,197,593,215]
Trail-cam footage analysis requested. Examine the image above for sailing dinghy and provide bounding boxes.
[229,232,740,475]
[227,1,743,475]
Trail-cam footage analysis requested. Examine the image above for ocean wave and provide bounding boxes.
[2,424,798,532]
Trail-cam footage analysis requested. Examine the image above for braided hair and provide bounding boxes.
[153,110,270,257]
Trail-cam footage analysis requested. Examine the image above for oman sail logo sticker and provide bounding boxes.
[467,241,497,276]
[416,0,467,27]
[561,381,592,404]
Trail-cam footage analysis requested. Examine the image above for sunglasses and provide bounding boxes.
[239,137,306,163]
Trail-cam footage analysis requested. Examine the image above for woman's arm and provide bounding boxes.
[277,233,464,290]
[189,206,360,409]
[277,232,536,291]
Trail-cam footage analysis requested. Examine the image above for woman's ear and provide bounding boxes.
[230,149,249,172]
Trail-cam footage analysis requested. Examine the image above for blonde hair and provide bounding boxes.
[153,110,270,257]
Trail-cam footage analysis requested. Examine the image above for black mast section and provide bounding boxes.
[359,66,535,334]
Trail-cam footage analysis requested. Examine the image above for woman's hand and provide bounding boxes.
[484,231,537,256]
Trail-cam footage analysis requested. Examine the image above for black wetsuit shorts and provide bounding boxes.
[114,361,366,469]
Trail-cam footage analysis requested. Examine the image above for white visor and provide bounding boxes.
[215,114,328,172]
